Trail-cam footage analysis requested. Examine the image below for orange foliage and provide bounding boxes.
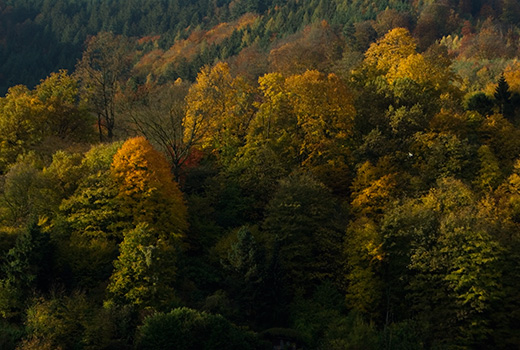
[135,14,258,78]
[137,35,161,45]
[111,136,187,239]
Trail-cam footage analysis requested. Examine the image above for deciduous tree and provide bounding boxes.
[75,32,133,141]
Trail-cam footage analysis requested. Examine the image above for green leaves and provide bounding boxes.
[107,223,177,309]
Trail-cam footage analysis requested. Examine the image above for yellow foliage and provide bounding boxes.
[184,62,255,158]
[364,27,417,75]
[285,70,355,166]
[350,160,397,218]
[504,61,520,94]
[390,53,430,85]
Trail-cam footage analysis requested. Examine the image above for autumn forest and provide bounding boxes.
[1,0,520,349]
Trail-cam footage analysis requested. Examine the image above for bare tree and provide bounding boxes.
[121,80,202,181]
[75,32,133,142]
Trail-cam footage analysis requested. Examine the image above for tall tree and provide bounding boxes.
[110,136,187,239]
[75,32,133,141]
[263,172,344,293]
[494,74,514,119]
[122,79,194,181]
[184,62,256,164]
[107,223,177,309]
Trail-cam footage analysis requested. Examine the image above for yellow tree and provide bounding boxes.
[184,62,255,163]
[285,71,355,184]
[364,27,417,78]
[0,85,43,172]
[242,70,356,192]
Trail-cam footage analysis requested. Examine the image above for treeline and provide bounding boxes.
[2,0,520,93]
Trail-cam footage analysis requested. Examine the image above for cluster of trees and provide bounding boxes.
[2,0,520,349]
[2,0,520,94]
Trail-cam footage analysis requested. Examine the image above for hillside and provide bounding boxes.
[1,0,520,349]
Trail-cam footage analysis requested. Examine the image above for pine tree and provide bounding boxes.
[494,73,514,119]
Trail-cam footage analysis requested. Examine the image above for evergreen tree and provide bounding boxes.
[494,74,514,119]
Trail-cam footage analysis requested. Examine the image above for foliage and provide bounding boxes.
[263,172,344,292]
[107,223,178,309]
[2,1,520,348]
[136,307,261,350]
[0,223,51,320]
[111,136,187,239]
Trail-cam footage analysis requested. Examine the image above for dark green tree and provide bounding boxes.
[494,74,514,119]
[136,307,260,350]
[263,172,344,294]
[0,223,51,320]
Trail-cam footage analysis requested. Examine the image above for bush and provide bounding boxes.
[136,307,262,350]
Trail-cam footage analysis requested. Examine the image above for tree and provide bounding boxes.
[494,74,514,119]
[350,160,398,219]
[0,223,51,320]
[59,142,124,242]
[75,32,133,141]
[268,21,344,75]
[220,226,273,326]
[344,217,384,318]
[466,92,494,116]
[106,223,177,309]
[263,172,344,293]
[0,85,43,172]
[237,70,355,194]
[56,142,124,290]
[111,136,187,239]
[0,160,40,227]
[122,79,193,181]
[373,9,411,37]
[364,27,416,78]
[34,70,94,143]
[381,178,502,348]
[136,307,260,350]
[284,70,355,190]
[184,62,255,163]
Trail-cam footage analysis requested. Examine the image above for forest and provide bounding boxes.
[1,0,520,349]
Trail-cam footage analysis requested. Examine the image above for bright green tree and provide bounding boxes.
[107,223,177,309]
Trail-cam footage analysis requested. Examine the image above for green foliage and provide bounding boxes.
[0,223,51,320]
[22,292,91,350]
[382,178,503,348]
[0,321,24,350]
[107,223,178,309]
[322,311,381,350]
[0,160,41,226]
[466,92,494,117]
[289,282,344,348]
[263,172,344,292]
[494,74,515,119]
[136,307,261,350]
